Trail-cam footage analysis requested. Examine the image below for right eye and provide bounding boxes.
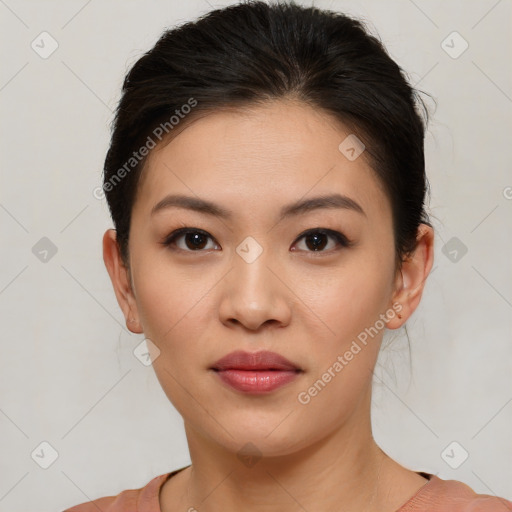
[161,228,220,252]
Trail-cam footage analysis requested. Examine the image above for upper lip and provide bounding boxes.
[211,350,302,371]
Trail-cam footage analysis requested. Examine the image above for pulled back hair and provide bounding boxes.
[103,0,432,272]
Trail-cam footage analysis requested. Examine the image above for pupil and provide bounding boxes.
[186,233,207,250]
[307,233,326,251]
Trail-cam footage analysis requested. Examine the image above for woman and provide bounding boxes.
[64,1,512,511]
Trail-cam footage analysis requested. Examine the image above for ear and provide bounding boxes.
[387,223,435,329]
[102,229,143,334]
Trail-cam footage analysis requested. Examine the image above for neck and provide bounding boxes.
[170,387,403,512]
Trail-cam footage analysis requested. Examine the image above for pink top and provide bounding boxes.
[63,467,512,512]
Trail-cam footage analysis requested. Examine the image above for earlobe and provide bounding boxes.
[102,229,143,334]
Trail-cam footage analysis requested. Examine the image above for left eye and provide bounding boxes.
[292,229,352,253]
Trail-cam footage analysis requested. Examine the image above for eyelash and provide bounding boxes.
[160,227,354,255]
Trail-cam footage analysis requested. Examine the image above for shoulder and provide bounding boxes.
[402,474,512,512]
[63,489,139,512]
[62,472,171,512]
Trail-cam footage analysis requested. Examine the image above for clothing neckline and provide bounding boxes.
[394,471,436,511]
[149,466,437,512]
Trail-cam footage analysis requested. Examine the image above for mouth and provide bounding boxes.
[210,350,303,394]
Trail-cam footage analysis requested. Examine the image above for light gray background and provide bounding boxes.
[1,1,511,511]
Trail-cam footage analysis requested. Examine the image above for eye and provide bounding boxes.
[161,228,219,252]
[292,228,353,253]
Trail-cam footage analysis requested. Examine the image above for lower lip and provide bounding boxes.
[214,369,300,394]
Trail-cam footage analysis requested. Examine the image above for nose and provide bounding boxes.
[218,247,292,332]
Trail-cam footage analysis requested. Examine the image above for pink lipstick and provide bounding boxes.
[211,350,302,394]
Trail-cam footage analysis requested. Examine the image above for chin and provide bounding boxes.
[196,418,315,459]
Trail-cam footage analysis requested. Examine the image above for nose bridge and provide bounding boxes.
[219,235,290,329]
[233,235,277,305]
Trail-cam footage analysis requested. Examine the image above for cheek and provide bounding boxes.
[131,257,215,415]
[131,254,196,343]
[302,257,392,347]
[292,267,391,427]
[293,260,394,417]
[131,252,220,366]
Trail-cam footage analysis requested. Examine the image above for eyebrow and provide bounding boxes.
[150,193,366,219]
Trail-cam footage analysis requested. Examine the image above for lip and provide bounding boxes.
[211,350,301,371]
[211,350,303,394]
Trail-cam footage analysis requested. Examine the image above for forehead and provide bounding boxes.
[134,100,391,224]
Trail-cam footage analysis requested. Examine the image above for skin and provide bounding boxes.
[103,99,435,512]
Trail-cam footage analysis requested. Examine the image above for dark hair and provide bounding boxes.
[103,0,432,273]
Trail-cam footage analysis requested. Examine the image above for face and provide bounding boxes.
[109,100,408,457]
